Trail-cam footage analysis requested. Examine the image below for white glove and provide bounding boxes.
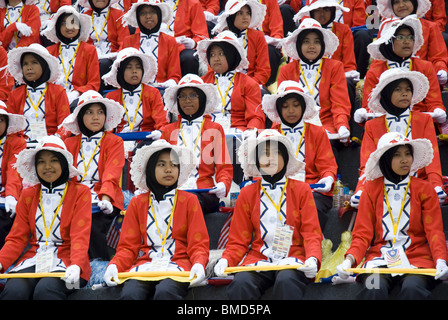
[189,263,206,286]
[64,265,81,285]
[214,258,228,277]
[98,199,113,214]
[336,258,353,280]
[156,79,177,88]
[278,0,287,5]
[300,257,318,278]
[209,182,227,199]
[15,22,32,37]
[264,35,282,49]
[103,264,119,287]
[437,70,448,85]
[4,196,17,216]
[354,108,368,124]
[176,36,195,49]
[313,176,334,193]
[338,126,350,143]
[435,186,447,205]
[242,128,257,141]
[345,70,360,82]
[67,90,80,104]
[276,257,301,266]
[204,11,218,23]
[146,130,162,140]
[350,190,362,208]
[435,259,448,280]
[432,108,447,124]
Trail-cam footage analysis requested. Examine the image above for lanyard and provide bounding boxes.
[298,60,323,96]
[148,191,178,253]
[79,133,104,181]
[215,73,237,112]
[39,183,68,246]
[122,85,143,131]
[385,111,412,137]
[179,118,205,152]
[383,178,411,244]
[26,85,48,119]
[281,124,306,157]
[59,42,81,85]
[91,9,110,43]
[260,179,288,223]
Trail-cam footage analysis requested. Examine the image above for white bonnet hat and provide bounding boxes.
[293,0,350,25]
[15,135,81,185]
[130,139,198,191]
[0,101,27,135]
[238,129,305,178]
[364,132,433,181]
[122,0,172,28]
[377,0,431,18]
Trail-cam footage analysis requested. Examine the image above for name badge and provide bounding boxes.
[269,224,294,261]
[35,247,54,273]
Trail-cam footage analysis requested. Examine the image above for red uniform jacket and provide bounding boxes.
[221,179,323,266]
[161,117,233,194]
[200,0,220,15]
[64,132,125,211]
[272,122,338,197]
[47,41,101,94]
[261,0,284,39]
[245,28,271,85]
[7,83,71,137]
[0,181,92,281]
[347,177,447,268]
[0,133,26,200]
[357,111,442,191]
[425,0,447,32]
[121,31,182,84]
[330,22,357,72]
[84,7,130,53]
[106,84,169,132]
[0,5,41,50]
[47,0,71,13]
[361,58,445,113]
[172,0,209,44]
[278,58,351,133]
[202,70,265,131]
[110,190,210,272]
[0,46,13,102]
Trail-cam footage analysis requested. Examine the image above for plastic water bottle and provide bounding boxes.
[332,174,344,208]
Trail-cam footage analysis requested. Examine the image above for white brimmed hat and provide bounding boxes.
[102,47,158,88]
[293,0,350,25]
[61,90,122,134]
[238,129,305,178]
[122,0,172,28]
[262,80,319,124]
[78,0,120,8]
[15,135,81,185]
[377,0,431,18]
[368,15,423,61]
[8,43,61,85]
[41,5,92,43]
[0,0,34,8]
[130,139,198,191]
[163,74,220,116]
[367,68,429,113]
[364,132,433,181]
[0,101,27,135]
[196,30,250,72]
[281,18,339,60]
[212,0,267,34]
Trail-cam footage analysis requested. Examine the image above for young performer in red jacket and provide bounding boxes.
[6,43,70,141]
[263,80,337,230]
[337,132,448,299]
[62,90,124,260]
[0,136,92,299]
[160,74,233,214]
[214,129,323,300]
[103,140,209,299]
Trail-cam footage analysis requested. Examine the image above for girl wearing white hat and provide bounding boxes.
[103,140,210,298]
[0,102,26,248]
[376,0,448,85]
[0,0,41,51]
[0,135,92,299]
[62,90,124,260]
[337,132,448,299]
[212,0,271,87]
[351,68,445,208]
[262,80,337,230]
[42,6,101,104]
[198,31,265,133]
[103,47,169,133]
[358,16,446,125]
[278,18,351,144]
[160,74,233,214]
[214,129,323,300]
[6,43,71,142]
